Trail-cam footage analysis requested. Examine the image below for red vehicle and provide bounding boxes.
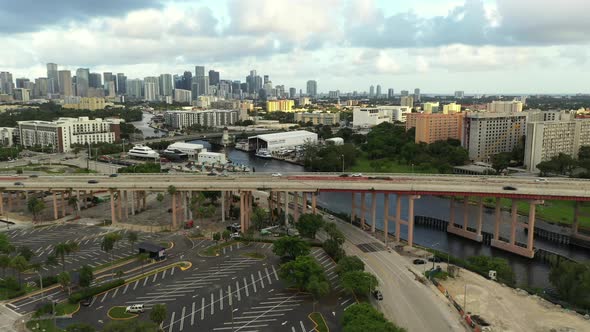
[184,220,194,229]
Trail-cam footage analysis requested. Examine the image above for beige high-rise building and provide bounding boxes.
[401,96,414,108]
[462,112,528,162]
[62,97,106,110]
[58,70,73,96]
[487,100,523,113]
[442,102,461,114]
[294,112,340,126]
[414,113,464,144]
[422,102,439,113]
[266,99,295,112]
[524,119,590,171]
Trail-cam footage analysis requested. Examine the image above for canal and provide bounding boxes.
[186,140,588,289]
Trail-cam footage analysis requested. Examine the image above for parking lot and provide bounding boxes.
[68,241,340,332]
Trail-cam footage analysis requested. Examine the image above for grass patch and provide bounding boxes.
[479,197,590,227]
[92,254,138,272]
[26,319,63,332]
[108,306,137,319]
[310,312,329,332]
[201,240,237,256]
[0,283,38,301]
[55,302,79,315]
[350,153,437,174]
[241,252,266,260]
[426,269,450,280]
[159,241,173,249]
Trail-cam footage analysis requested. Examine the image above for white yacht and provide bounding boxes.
[255,148,272,159]
[128,144,160,159]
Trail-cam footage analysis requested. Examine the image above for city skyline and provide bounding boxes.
[1,0,589,94]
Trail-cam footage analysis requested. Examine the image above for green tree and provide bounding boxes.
[272,236,310,260]
[101,233,122,263]
[17,246,34,262]
[549,261,590,309]
[27,196,46,222]
[0,233,14,253]
[138,253,150,273]
[156,193,164,203]
[212,232,221,243]
[54,241,79,273]
[150,303,168,328]
[10,255,28,287]
[126,231,139,253]
[251,207,270,230]
[58,271,72,294]
[337,256,365,275]
[296,214,324,239]
[323,238,345,261]
[79,265,94,288]
[342,303,407,332]
[491,152,512,174]
[323,222,345,245]
[68,196,79,216]
[45,255,59,272]
[279,255,328,291]
[222,230,231,241]
[341,271,378,297]
[467,256,515,286]
[0,254,10,277]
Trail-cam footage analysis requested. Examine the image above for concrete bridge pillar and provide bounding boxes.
[294,192,299,222]
[312,192,317,214]
[360,192,366,230]
[52,192,58,220]
[510,200,518,245]
[351,192,356,224]
[61,191,66,217]
[284,191,289,225]
[395,195,401,243]
[573,201,580,236]
[383,193,390,244]
[371,192,377,234]
[124,190,129,219]
[526,200,544,250]
[142,191,147,211]
[221,191,226,223]
[7,192,12,211]
[0,192,4,216]
[477,197,484,236]
[171,192,177,229]
[110,191,117,224]
[494,197,501,241]
[117,191,123,222]
[449,197,455,227]
[302,192,307,215]
[463,196,469,229]
[407,195,420,247]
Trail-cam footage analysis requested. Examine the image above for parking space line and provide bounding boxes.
[133,280,139,290]
[143,277,148,287]
[265,267,272,284]
[228,285,232,306]
[191,302,196,326]
[251,274,257,293]
[258,271,265,289]
[292,327,296,332]
[236,281,241,301]
[171,267,175,276]
[152,274,158,283]
[112,288,118,298]
[219,288,223,311]
[101,292,108,303]
[243,278,249,297]
[180,306,186,331]
[201,298,205,320]
[210,293,214,315]
[162,269,167,279]
[300,320,306,331]
[223,247,226,254]
[168,311,175,332]
[123,284,129,294]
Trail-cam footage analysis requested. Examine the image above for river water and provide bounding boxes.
[130,111,168,138]
[180,127,590,288]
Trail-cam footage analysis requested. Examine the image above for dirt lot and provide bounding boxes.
[440,268,589,332]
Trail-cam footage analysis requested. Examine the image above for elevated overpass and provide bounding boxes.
[1,173,589,258]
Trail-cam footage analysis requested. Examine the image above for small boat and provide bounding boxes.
[128,144,160,159]
[255,149,272,159]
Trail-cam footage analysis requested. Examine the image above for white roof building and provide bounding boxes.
[248,130,318,152]
[167,142,205,157]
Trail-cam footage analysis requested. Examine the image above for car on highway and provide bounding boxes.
[87,179,99,184]
[14,182,24,186]
[271,173,282,177]
[339,174,349,177]
[29,174,38,178]
[351,173,363,177]
[109,173,118,177]
[125,304,144,313]
[207,172,216,176]
[535,178,548,183]
[372,290,383,301]
[412,259,426,265]
[502,186,517,191]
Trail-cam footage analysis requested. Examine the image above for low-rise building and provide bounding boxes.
[173,89,192,104]
[164,110,239,129]
[0,127,16,146]
[62,97,107,110]
[524,119,590,171]
[442,102,461,114]
[294,112,340,126]
[266,99,295,112]
[487,100,523,113]
[400,96,414,108]
[166,142,205,158]
[353,106,411,127]
[17,117,121,152]
[422,102,439,113]
[198,151,227,165]
[247,130,318,153]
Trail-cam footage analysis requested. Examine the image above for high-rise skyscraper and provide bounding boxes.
[159,74,173,96]
[116,73,127,95]
[414,88,421,102]
[289,87,296,99]
[89,73,102,88]
[127,79,143,99]
[46,63,59,94]
[34,77,49,98]
[376,85,382,98]
[401,90,409,96]
[144,77,160,97]
[75,68,89,97]
[195,66,205,78]
[369,85,375,97]
[454,90,465,99]
[144,81,156,101]
[306,80,317,98]
[191,79,199,101]
[197,76,209,96]
[103,72,115,84]
[183,71,193,90]
[15,78,30,89]
[263,75,269,84]
[388,88,394,99]
[58,70,73,96]
[0,72,14,95]
[209,70,220,86]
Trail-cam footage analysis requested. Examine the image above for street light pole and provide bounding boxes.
[341,154,344,173]
[463,284,468,315]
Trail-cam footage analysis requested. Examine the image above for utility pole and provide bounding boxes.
[341,154,344,173]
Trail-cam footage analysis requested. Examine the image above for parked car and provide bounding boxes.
[372,290,383,300]
[125,304,144,313]
[339,174,349,177]
[29,174,38,178]
[502,186,517,191]
[412,259,426,265]
[80,297,93,306]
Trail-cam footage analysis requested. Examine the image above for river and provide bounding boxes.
[187,137,588,288]
[130,111,168,138]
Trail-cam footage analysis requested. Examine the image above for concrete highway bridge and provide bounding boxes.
[1,173,589,258]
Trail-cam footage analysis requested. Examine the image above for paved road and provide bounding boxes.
[1,173,589,200]
[325,217,468,332]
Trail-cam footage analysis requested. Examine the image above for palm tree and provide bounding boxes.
[68,196,79,217]
[10,255,28,287]
[58,271,71,295]
[126,231,138,254]
[101,233,122,263]
[54,241,79,273]
[45,255,59,272]
[168,186,177,228]
[0,254,10,278]
[138,253,150,274]
[27,196,46,223]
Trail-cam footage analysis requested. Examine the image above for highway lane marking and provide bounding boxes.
[191,302,196,326]
[168,311,175,332]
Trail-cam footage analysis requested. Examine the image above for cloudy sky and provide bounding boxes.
[1,0,589,94]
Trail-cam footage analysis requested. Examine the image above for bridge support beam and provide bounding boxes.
[294,192,299,222]
[383,193,389,245]
[240,191,252,232]
[447,196,483,242]
[312,192,317,214]
[221,191,226,223]
[171,192,177,229]
[491,198,543,258]
[0,191,4,216]
[371,192,377,234]
[360,192,366,230]
[351,193,356,224]
[395,195,401,242]
[61,191,66,217]
[407,195,420,247]
[110,191,117,224]
[52,192,58,220]
[302,192,307,215]
[284,191,289,225]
